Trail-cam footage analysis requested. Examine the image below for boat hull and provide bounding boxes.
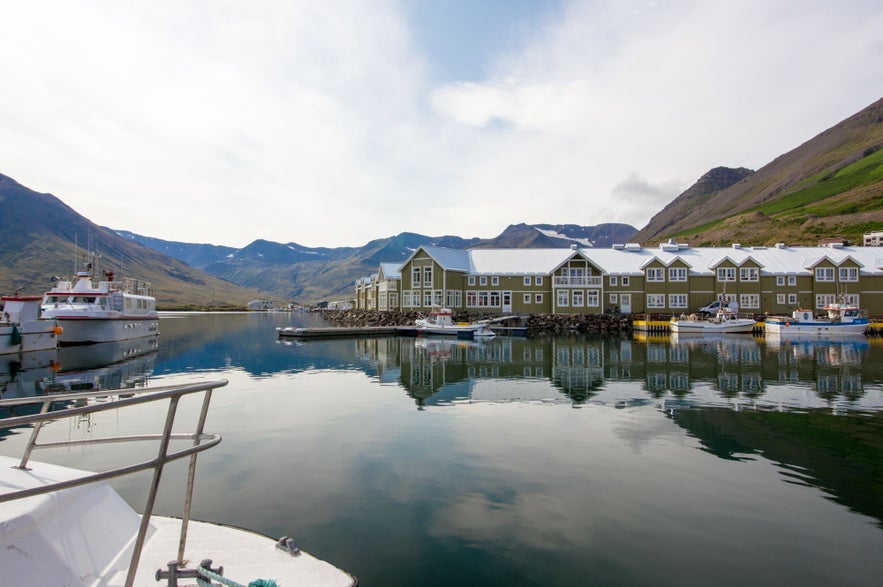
[670,319,756,334]
[52,316,160,346]
[764,320,869,336]
[0,322,60,354]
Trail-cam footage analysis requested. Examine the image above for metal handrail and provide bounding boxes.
[0,379,229,587]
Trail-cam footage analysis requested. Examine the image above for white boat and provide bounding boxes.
[41,259,159,346]
[0,380,357,586]
[415,307,496,338]
[764,302,870,336]
[1,295,63,355]
[669,309,757,334]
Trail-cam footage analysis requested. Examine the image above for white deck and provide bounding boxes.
[0,455,356,586]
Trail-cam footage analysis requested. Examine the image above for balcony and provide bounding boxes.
[553,276,603,287]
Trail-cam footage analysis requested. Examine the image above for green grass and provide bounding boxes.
[754,148,883,217]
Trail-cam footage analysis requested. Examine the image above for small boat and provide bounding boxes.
[415,307,496,338]
[0,380,357,586]
[669,308,757,334]
[41,256,159,346]
[1,295,63,355]
[764,302,869,336]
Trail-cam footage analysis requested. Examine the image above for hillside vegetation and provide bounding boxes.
[635,97,883,245]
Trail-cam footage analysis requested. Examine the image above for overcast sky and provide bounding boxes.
[2,1,882,248]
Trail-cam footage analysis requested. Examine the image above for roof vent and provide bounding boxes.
[612,243,625,250]
[732,243,741,249]
[624,243,642,251]
[570,243,578,250]
[829,242,844,248]
[775,242,786,248]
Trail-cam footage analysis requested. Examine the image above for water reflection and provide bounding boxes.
[345,334,881,413]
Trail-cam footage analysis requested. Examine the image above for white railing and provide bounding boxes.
[553,276,603,287]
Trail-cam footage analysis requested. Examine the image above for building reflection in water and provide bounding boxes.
[352,333,878,413]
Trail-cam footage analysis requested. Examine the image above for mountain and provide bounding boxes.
[0,174,265,308]
[118,223,638,303]
[635,97,883,245]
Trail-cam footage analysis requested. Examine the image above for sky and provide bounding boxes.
[1,1,882,249]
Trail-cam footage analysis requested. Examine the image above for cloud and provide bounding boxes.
[1,1,881,247]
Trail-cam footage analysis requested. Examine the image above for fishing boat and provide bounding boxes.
[764,302,869,336]
[415,307,496,338]
[1,295,63,355]
[41,256,159,346]
[669,308,757,334]
[0,380,357,586]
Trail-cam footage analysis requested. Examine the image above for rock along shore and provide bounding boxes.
[321,309,634,336]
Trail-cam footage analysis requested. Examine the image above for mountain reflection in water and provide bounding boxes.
[1,312,880,587]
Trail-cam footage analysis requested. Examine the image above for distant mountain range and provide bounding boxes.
[1,97,881,307]
[116,222,639,302]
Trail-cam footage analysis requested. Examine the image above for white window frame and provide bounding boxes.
[716,267,736,282]
[776,276,785,286]
[587,290,599,307]
[739,293,760,309]
[788,275,797,286]
[669,294,688,309]
[646,294,665,309]
[609,293,618,304]
[572,290,584,307]
[815,267,835,282]
[609,276,618,286]
[621,276,630,286]
[412,267,421,285]
[815,294,836,308]
[557,290,569,307]
[838,267,859,282]
[468,276,475,286]
[479,276,487,286]
[491,276,499,286]
[668,267,687,282]
[646,267,665,282]
[423,266,433,285]
[535,276,543,286]
[523,293,531,304]
[523,276,531,286]
[535,293,543,304]
[788,293,797,304]
[739,267,759,281]
[776,293,786,304]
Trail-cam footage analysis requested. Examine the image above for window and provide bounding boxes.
[572,290,584,307]
[433,290,444,306]
[489,291,501,307]
[788,276,797,286]
[815,267,834,282]
[478,291,490,306]
[740,267,759,281]
[557,290,569,307]
[669,294,688,308]
[535,293,543,304]
[609,293,618,304]
[776,276,785,286]
[479,276,487,286]
[586,290,599,307]
[491,276,499,286]
[646,294,665,308]
[466,291,477,307]
[839,267,859,281]
[668,267,687,282]
[535,276,543,286]
[717,267,736,282]
[402,291,412,307]
[843,294,859,306]
[740,294,760,309]
[646,267,665,282]
[816,294,836,308]
[609,276,618,286]
[776,293,786,304]
[788,293,797,304]
[524,276,531,286]
[412,267,421,285]
[622,276,630,286]
[423,266,433,285]
[524,293,531,304]
[423,291,432,307]
[468,276,475,286]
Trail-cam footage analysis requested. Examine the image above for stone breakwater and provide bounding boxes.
[322,310,633,336]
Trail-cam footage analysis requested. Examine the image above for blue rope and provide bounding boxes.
[195,565,278,587]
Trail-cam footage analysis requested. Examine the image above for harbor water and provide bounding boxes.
[2,311,882,586]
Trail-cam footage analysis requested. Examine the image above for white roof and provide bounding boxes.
[468,248,577,275]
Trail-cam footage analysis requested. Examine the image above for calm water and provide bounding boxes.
[2,312,882,586]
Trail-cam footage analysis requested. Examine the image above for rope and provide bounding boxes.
[195,565,278,587]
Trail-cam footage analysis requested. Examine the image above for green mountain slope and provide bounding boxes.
[635,97,883,245]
